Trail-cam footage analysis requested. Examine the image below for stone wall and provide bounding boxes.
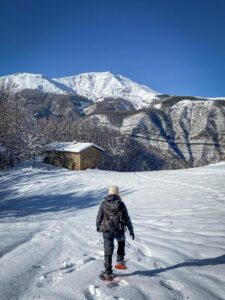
[80,147,102,170]
[44,151,81,170]
[44,147,102,170]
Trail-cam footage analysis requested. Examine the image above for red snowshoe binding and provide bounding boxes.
[115,260,127,270]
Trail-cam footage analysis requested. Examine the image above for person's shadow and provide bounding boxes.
[119,254,225,277]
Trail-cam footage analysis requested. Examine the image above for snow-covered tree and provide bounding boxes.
[0,83,44,168]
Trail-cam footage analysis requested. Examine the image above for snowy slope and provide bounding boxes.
[0,73,74,95]
[54,72,160,109]
[1,162,225,299]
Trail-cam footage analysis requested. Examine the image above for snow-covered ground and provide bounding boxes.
[0,162,225,300]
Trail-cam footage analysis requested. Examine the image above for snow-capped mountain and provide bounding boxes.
[54,71,160,109]
[0,72,160,109]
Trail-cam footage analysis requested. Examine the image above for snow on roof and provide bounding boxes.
[44,142,105,153]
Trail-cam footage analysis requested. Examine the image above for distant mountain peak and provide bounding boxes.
[54,71,160,109]
[0,71,160,109]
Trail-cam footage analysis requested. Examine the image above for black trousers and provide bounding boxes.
[103,231,125,274]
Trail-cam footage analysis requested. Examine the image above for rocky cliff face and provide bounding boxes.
[167,99,225,167]
[74,96,225,170]
[17,91,225,171]
[19,89,91,120]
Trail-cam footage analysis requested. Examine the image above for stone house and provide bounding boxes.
[44,142,105,170]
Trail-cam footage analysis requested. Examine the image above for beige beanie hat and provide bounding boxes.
[108,185,119,195]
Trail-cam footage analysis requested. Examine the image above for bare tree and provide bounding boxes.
[0,82,44,169]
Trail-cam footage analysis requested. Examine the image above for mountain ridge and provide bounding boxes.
[0,71,160,109]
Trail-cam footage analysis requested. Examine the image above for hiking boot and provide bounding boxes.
[99,271,114,281]
[116,256,124,263]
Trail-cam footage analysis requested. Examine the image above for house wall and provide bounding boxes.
[44,151,81,170]
[44,147,102,170]
[80,147,102,170]
[70,153,81,170]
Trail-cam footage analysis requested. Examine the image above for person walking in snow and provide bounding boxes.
[96,185,134,280]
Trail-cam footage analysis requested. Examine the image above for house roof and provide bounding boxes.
[44,142,105,153]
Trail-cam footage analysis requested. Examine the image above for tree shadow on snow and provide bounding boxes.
[0,187,104,218]
[121,254,225,278]
[0,167,135,219]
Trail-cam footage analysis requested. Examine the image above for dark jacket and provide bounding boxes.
[96,194,133,233]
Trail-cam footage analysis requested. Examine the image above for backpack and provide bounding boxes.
[103,200,124,233]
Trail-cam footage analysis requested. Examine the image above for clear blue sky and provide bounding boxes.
[1,0,225,97]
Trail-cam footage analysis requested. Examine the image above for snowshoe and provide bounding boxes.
[99,272,114,281]
[115,260,127,270]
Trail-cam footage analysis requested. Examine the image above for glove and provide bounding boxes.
[96,227,100,232]
[130,231,135,240]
